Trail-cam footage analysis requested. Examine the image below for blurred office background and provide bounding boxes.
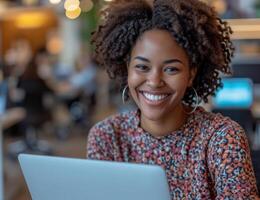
[0,0,260,199]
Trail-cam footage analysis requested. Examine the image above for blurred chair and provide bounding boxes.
[54,90,96,139]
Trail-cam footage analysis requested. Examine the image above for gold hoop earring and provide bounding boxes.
[122,85,128,104]
[184,87,199,115]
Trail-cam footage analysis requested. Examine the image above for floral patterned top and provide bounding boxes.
[87,107,259,199]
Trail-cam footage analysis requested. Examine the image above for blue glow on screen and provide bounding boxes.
[213,78,253,109]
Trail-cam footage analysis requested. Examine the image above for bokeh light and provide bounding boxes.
[64,0,80,11]
[49,0,62,5]
[65,7,81,19]
[81,0,94,12]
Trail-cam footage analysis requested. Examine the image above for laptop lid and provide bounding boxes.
[18,154,171,200]
[212,78,253,109]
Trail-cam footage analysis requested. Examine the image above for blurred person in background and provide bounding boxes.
[38,47,97,138]
[0,63,26,131]
[17,48,52,133]
[56,51,97,137]
[51,50,97,108]
[3,40,53,155]
[2,39,32,136]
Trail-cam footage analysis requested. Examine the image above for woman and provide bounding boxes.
[87,0,259,199]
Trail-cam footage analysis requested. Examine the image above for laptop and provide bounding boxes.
[18,154,171,200]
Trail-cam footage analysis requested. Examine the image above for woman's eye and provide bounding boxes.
[164,67,179,74]
[135,64,149,72]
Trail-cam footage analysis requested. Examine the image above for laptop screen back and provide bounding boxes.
[18,154,171,200]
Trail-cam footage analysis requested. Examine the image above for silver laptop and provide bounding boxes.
[18,154,171,200]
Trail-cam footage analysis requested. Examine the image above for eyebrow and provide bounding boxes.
[134,56,184,64]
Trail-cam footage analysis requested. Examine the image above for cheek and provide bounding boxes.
[127,71,135,93]
[168,76,190,92]
[127,75,137,95]
[127,70,142,87]
[127,71,144,98]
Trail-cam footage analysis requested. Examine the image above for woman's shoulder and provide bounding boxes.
[195,107,245,135]
[192,108,248,152]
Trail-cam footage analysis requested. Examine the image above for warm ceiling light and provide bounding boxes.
[65,7,81,19]
[22,0,38,6]
[64,0,80,11]
[49,0,61,4]
[15,12,48,28]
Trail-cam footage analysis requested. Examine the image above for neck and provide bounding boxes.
[140,104,188,138]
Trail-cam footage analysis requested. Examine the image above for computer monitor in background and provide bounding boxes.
[213,78,253,109]
[212,78,254,135]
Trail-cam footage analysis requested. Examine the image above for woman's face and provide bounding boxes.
[128,29,196,122]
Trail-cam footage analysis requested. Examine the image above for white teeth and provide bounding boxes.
[142,92,168,101]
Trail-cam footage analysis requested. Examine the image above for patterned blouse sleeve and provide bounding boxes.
[86,123,115,161]
[208,123,259,199]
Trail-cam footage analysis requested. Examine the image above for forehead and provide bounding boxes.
[131,29,188,60]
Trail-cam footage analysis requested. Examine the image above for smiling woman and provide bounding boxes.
[127,29,196,137]
[87,0,259,199]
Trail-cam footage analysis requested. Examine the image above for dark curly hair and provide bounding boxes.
[92,0,234,105]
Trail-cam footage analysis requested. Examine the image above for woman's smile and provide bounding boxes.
[139,90,172,106]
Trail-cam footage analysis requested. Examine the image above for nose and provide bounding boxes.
[146,70,164,88]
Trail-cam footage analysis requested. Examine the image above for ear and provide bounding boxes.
[188,67,197,87]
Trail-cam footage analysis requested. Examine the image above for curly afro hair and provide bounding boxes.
[92,0,234,105]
